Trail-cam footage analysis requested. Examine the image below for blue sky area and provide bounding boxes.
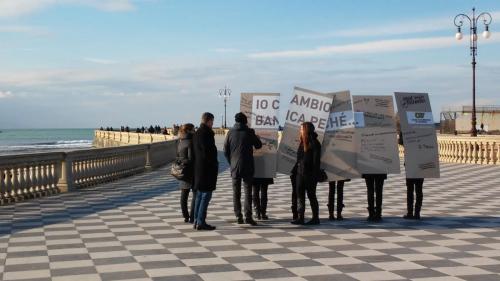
[0,0,499,128]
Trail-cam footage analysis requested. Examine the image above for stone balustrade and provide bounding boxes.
[399,135,499,165]
[0,139,177,205]
[94,130,177,147]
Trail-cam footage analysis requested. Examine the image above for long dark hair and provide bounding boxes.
[300,122,315,152]
[179,123,195,137]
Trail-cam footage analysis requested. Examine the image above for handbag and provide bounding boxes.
[171,158,189,181]
[317,169,328,183]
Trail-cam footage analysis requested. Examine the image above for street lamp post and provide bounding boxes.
[218,86,231,128]
[454,7,492,137]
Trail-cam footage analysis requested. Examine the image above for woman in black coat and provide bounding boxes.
[291,122,322,225]
[177,123,196,223]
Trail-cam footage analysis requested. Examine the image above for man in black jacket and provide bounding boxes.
[224,112,262,225]
[193,112,219,231]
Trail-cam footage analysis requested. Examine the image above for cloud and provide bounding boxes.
[84,57,119,65]
[0,25,49,35]
[0,0,134,18]
[301,11,500,39]
[0,91,13,99]
[249,33,500,59]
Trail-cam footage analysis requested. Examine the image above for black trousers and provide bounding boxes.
[406,178,424,214]
[328,181,344,213]
[180,189,197,219]
[290,174,297,216]
[253,183,268,216]
[365,176,385,214]
[232,178,253,218]
[296,174,319,218]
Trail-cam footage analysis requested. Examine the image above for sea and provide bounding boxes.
[0,129,95,156]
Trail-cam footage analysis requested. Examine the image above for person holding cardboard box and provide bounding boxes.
[253,178,274,220]
[291,122,322,225]
[398,131,424,220]
[327,180,350,220]
[364,174,386,222]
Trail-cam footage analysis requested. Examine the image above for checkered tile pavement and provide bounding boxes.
[1,137,500,281]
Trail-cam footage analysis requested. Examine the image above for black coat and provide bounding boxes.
[294,133,322,181]
[177,133,193,189]
[193,124,219,192]
[224,122,262,179]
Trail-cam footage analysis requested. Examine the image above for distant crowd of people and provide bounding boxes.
[100,124,186,136]
[175,112,426,231]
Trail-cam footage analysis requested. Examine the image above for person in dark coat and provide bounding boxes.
[177,123,196,223]
[292,122,322,225]
[224,112,262,225]
[192,112,218,231]
[398,131,424,220]
[253,178,274,220]
[327,179,350,220]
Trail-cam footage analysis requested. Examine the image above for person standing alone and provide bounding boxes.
[224,112,262,226]
[193,112,218,231]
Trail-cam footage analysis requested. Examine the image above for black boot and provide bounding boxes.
[327,204,335,220]
[374,207,382,222]
[337,204,344,221]
[414,205,421,220]
[305,217,320,225]
[255,209,261,220]
[245,217,258,226]
[292,207,298,221]
[367,207,375,222]
[404,197,414,219]
[237,215,244,224]
[403,205,414,219]
[291,213,304,225]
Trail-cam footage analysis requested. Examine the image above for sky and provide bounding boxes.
[0,0,499,128]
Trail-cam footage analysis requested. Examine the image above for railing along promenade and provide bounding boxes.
[398,134,500,165]
[2,130,497,205]
[0,130,177,205]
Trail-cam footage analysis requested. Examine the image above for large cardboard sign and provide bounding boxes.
[321,91,361,180]
[352,95,400,174]
[395,92,440,178]
[277,87,333,175]
[241,93,280,178]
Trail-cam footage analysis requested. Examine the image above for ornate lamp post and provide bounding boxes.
[218,86,231,128]
[454,7,492,136]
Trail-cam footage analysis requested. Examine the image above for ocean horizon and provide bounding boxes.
[0,128,95,155]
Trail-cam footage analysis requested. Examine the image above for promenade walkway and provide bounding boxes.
[1,136,500,281]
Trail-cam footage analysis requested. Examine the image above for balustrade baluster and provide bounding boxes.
[5,168,13,202]
[0,168,6,203]
[12,166,22,201]
[41,163,49,194]
[20,166,29,199]
[484,142,491,164]
[490,141,498,165]
[478,142,484,164]
[496,142,500,165]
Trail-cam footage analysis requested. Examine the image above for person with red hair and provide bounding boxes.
[291,122,322,225]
